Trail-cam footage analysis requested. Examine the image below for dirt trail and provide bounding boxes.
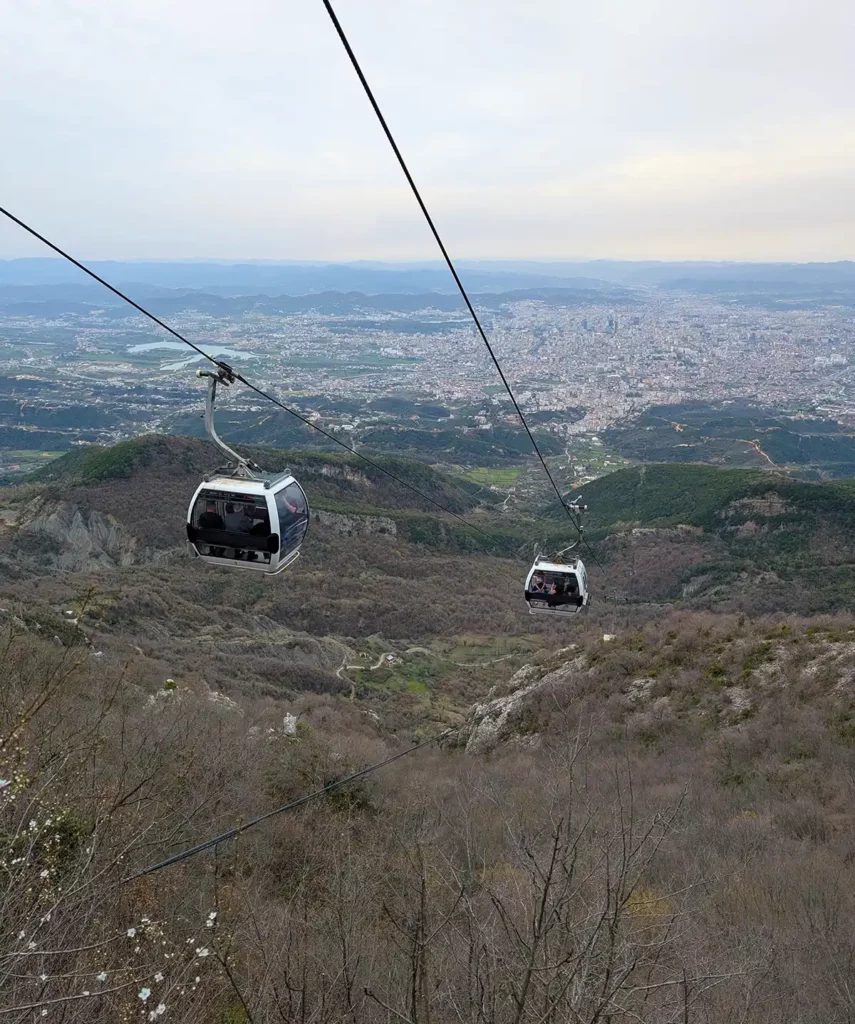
[336,649,390,680]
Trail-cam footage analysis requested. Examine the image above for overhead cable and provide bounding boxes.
[120,733,444,884]
[320,0,577,527]
[0,205,491,538]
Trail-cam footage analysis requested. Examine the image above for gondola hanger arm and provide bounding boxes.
[197,369,260,477]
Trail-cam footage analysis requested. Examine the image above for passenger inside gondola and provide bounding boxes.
[192,492,273,564]
[527,571,583,607]
[199,501,225,530]
[530,573,547,593]
[250,507,271,536]
[550,575,581,607]
[276,483,309,557]
[223,502,251,532]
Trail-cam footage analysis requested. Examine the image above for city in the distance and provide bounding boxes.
[2,255,854,503]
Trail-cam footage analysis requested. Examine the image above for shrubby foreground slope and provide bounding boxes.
[5,613,855,1022]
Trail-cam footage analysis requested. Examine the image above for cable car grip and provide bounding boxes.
[196,367,260,478]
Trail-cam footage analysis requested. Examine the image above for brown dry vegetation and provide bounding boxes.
[4,438,855,1020]
[4,610,855,1022]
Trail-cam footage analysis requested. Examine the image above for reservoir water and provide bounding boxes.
[126,342,253,371]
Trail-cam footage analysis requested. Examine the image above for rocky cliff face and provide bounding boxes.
[452,626,855,758]
[1,495,147,572]
[452,648,588,754]
[312,509,397,538]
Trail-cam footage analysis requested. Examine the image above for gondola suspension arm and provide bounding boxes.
[553,496,586,558]
[197,366,260,480]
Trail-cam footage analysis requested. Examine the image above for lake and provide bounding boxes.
[127,342,248,356]
[126,342,254,371]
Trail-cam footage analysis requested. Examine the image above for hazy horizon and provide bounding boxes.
[2,0,853,263]
[2,256,854,269]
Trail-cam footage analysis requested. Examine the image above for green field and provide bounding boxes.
[0,449,65,483]
[464,467,522,488]
[7,450,66,459]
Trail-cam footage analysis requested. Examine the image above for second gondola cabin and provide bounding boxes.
[524,556,589,616]
[186,472,309,575]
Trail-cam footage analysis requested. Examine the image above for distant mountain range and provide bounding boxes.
[0,285,633,316]
[1,257,853,297]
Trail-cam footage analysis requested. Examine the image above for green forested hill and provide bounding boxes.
[574,463,855,536]
[603,401,855,477]
[28,433,498,516]
[556,463,855,613]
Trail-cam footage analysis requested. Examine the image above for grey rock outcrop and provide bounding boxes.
[453,654,588,754]
[12,500,140,571]
[313,510,397,538]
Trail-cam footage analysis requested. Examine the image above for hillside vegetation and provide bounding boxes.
[604,401,855,477]
[3,435,855,1022]
[4,610,855,1023]
[575,462,855,534]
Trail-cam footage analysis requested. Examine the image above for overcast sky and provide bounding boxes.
[1,0,853,262]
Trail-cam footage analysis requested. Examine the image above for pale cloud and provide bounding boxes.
[0,0,853,261]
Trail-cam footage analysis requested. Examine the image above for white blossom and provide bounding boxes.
[139,987,151,1001]
[40,973,48,981]
[154,972,164,983]
[195,947,210,958]
[39,869,50,879]
[127,928,136,938]
[96,972,108,983]
[149,1004,167,1019]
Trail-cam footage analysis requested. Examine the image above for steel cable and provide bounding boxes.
[0,205,492,538]
[320,0,578,528]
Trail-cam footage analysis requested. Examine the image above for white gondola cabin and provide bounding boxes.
[524,556,590,616]
[186,473,309,574]
[185,366,310,574]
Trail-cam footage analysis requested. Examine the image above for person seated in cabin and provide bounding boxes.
[547,578,566,607]
[278,497,301,530]
[553,576,581,606]
[529,574,547,594]
[199,501,224,530]
[250,507,271,537]
[224,503,253,534]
